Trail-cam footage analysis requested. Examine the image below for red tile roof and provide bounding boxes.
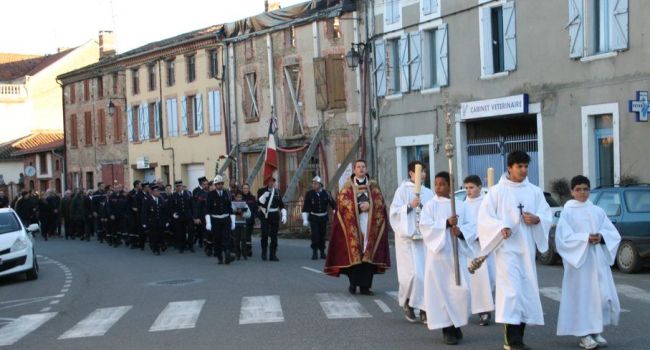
[0,49,73,82]
[1,132,65,158]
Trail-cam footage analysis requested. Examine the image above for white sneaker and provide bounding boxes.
[592,334,607,347]
[579,335,599,349]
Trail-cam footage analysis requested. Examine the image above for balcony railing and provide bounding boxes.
[0,84,27,102]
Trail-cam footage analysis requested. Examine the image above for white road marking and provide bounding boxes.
[49,300,60,305]
[301,266,323,274]
[0,294,65,311]
[386,291,399,302]
[239,296,284,325]
[0,312,57,346]
[541,286,630,312]
[616,284,650,303]
[316,293,372,319]
[63,284,71,288]
[374,299,392,313]
[60,289,69,293]
[40,307,52,313]
[59,306,132,339]
[149,300,205,331]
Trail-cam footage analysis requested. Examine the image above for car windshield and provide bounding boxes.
[0,212,22,235]
[624,190,650,213]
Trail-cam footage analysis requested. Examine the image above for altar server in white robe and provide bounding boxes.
[389,160,433,324]
[459,175,494,326]
[555,175,620,350]
[420,171,472,345]
[477,150,552,350]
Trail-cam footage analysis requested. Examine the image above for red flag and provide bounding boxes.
[263,120,278,182]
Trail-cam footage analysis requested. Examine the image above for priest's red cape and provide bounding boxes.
[324,179,391,276]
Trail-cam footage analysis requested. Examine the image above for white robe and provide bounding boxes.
[459,194,495,314]
[555,199,621,336]
[389,181,433,310]
[477,174,552,326]
[420,195,472,330]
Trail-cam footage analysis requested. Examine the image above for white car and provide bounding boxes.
[0,208,39,280]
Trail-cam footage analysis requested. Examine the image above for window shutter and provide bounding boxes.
[503,1,517,71]
[166,99,174,137]
[181,96,188,135]
[196,93,203,133]
[326,55,346,109]
[399,34,409,93]
[209,91,221,132]
[154,101,161,139]
[409,32,422,91]
[610,0,629,51]
[140,103,149,141]
[394,2,400,23]
[422,0,431,15]
[208,91,215,132]
[481,7,494,75]
[313,57,328,110]
[374,41,386,97]
[567,0,584,58]
[436,23,449,87]
[127,107,133,142]
[242,75,252,119]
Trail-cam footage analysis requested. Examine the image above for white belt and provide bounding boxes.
[310,212,327,217]
[267,208,279,213]
[211,214,229,219]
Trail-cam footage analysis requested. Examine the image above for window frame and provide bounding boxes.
[166,60,176,86]
[148,63,157,91]
[186,54,196,83]
[131,68,140,95]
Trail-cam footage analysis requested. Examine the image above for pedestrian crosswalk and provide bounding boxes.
[59,306,132,339]
[150,300,205,332]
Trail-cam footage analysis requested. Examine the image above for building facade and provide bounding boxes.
[366,0,648,202]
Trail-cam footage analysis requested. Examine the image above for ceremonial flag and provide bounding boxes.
[263,116,278,182]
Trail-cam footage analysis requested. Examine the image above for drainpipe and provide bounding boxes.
[157,59,176,181]
[227,43,239,181]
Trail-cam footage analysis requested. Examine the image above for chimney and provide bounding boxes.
[98,30,116,58]
[268,1,281,11]
[264,0,268,12]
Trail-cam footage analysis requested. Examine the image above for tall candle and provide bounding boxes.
[414,164,422,194]
[487,167,495,188]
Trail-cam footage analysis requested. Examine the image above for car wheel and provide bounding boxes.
[538,232,560,265]
[617,241,641,274]
[26,256,39,280]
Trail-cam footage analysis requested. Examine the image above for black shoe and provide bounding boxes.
[503,345,531,350]
[479,312,491,326]
[403,304,417,323]
[443,332,459,345]
[359,288,374,296]
[320,250,326,259]
[455,327,463,340]
[270,256,279,262]
[154,251,160,256]
[261,251,267,261]
[225,252,235,264]
[348,286,357,295]
[217,259,223,265]
[311,250,318,260]
[419,310,427,325]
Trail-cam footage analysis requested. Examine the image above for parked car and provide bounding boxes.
[0,208,39,280]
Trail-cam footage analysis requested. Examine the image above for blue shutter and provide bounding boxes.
[166,99,173,137]
[374,41,386,97]
[195,93,203,133]
[610,0,628,51]
[154,101,160,139]
[181,96,188,135]
[140,103,148,141]
[436,23,449,87]
[398,34,409,93]
[481,7,494,75]
[422,0,431,15]
[209,90,221,133]
[167,98,178,137]
[394,1,400,23]
[127,107,133,142]
[409,32,422,90]
[503,1,517,71]
[567,0,584,58]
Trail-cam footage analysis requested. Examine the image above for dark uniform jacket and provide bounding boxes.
[302,189,336,220]
[92,191,108,219]
[141,195,169,229]
[0,195,9,208]
[46,194,61,219]
[171,190,193,221]
[192,187,208,221]
[257,187,285,222]
[206,190,233,218]
[107,192,129,218]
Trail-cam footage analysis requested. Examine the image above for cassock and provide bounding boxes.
[555,199,621,336]
[324,176,391,288]
[459,194,495,315]
[389,181,433,310]
[419,195,471,330]
[477,174,552,326]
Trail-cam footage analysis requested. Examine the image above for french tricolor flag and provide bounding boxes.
[263,116,278,182]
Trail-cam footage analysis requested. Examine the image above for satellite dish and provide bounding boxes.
[24,166,36,177]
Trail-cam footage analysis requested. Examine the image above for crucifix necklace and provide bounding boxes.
[518,203,524,216]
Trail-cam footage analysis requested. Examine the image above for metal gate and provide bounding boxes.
[467,134,539,186]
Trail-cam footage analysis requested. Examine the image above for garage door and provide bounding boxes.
[186,164,205,190]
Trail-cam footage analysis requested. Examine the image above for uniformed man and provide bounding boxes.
[92,185,109,243]
[127,180,143,249]
[136,182,152,249]
[302,176,336,260]
[257,176,287,262]
[205,175,236,264]
[172,180,194,253]
[141,185,170,255]
[192,177,209,251]
[107,185,129,247]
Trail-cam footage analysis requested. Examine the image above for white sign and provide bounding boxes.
[338,163,353,190]
[136,156,150,169]
[460,94,529,120]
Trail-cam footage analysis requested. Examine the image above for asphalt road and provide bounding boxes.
[1,236,649,350]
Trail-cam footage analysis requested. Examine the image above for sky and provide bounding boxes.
[1,0,306,55]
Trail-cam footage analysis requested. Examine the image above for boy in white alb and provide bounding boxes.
[555,175,621,349]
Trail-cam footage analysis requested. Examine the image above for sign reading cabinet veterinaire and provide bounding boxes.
[460,94,529,120]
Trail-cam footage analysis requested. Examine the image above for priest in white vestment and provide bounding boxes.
[555,175,620,349]
[389,161,433,324]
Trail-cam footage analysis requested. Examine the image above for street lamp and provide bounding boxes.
[345,43,368,69]
[107,97,126,117]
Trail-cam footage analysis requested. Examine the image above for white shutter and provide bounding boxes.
[181,96,188,135]
[436,23,449,87]
[166,99,174,137]
[610,0,629,51]
[195,93,203,133]
[154,101,160,139]
[209,90,221,132]
[374,41,386,97]
[567,0,584,58]
[422,0,431,15]
[481,7,494,75]
[140,103,148,141]
[127,107,133,142]
[409,32,422,91]
[399,34,409,93]
[503,1,517,71]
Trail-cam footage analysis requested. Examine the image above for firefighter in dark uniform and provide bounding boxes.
[241,183,257,258]
[127,180,143,249]
[205,175,235,264]
[171,180,194,253]
[141,185,170,255]
[302,176,336,260]
[91,184,107,242]
[257,176,287,262]
[192,177,209,250]
[107,185,130,247]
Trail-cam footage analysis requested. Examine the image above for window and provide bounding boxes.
[283,64,304,135]
[480,1,516,76]
[98,109,106,144]
[328,17,341,40]
[421,0,440,18]
[97,76,104,98]
[285,26,296,48]
[148,102,160,139]
[70,114,78,147]
[84,80,90,101]
[84,111,92,146]
[113,107,122,143]
[86,172,94,191]
[624,191,650,213]
[385,0,401,27]
[208,50,219,78]
[395,134,435,188]
[166,60,176,86]
[581,103,620,188]
[208,90,222,133]
[55,159,60,171]
[374,42,386,97]
[39,154,48,175]
[148,64,156,91]
[127,105,140,142]
[112,72,119,95]
[243,72,259,120]
[138,103,149,141]
[69,84,76,103]
[594,114,614,187]
[313,55,346,110]
[245,39,254,60]
[166,98,179,137]
[132,68,140,95]
[181,94,203,135]
[568,0,629,58]
[387,37,403,94]
[186,55,196,82]
[595,191,621,216]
